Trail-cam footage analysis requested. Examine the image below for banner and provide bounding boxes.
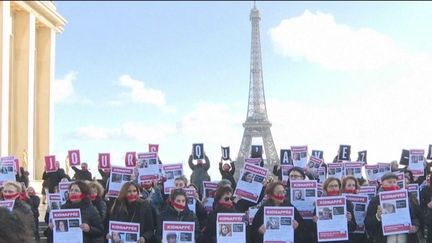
[44,155,57,173]
[409,149,424,177]
[379,189,411,236]
[327,163,343,179]
[291,145,308,168]
[346,194,368,233]
[0,200,14,211]
[221,147,230,160]
[234,163,268,203]
[162,221,195,243]
[343,162,363,179]
[52,209,83,243]
[68,150,81,167]
[203,181,218,212]
[263,206,295,243]
[107,166,134,197]
[124,152,137,168]
[290,180,317,219]
[358,186,377,201]
[216,213,246,242]
[59,181,72,205]
[149,144,159,153]
[280,149,292,165]
[192,144,204,160]
[316,196,348,242]
[109,221,140,243]
[48,193,62,211]
[98,153,111,169]
[162,163,184,194]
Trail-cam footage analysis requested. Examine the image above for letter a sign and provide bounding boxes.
[280,149,292,165]
[193,144,204,160]
[125,152,136,167]
[44,155,57,172]
[98,153,111,169]
[68,150,81,166]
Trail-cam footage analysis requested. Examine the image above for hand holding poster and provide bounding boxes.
[291,145,308,168]
[192,144,204,160]
[109,221,140,243]
[108,166,134,197]
[124,152,136,168]
[379,189,411,235]
[163,163,184,194]
[162,221,195,243]
[68,150,81,166]
[234,163,268,203]
[409,149,425,177]
[44,155,57,172]
[263,207,295,243]
[316,196,348,242]
[52,209,83,243]
[345,194,368,233]
[217,213,246,242]
[290,180,317,219]
[98,153,111,169]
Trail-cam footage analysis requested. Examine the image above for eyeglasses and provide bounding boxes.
[223,196,234,202]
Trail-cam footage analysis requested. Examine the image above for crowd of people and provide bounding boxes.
[1,150,432,243]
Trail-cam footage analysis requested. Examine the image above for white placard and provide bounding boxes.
[379,189,411,236]
[216,213,246,242]
[163,164,184,195]
[346,194,368,233]
[234,164,268,203]
[162,221,195,243]
[290,180,317,219]
[109,221,140,243]
[263,206,294,243]
[316,196,348,242]
[52,209,83,243]
[291,145,308,168]
[107,166,134,197]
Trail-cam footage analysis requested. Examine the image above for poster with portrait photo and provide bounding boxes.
[108,166,134,197]
[162,221,195,243]
[343,162,363,179]
[48,193,61,211]
[163,163,184,194]
[358,186,377,201]
[203,181,218,212]
[109,221,140,243]
[234,164,268,203]
[327,163,343,179]
[346,194,368,233]
[407,184,420,203]
[291,145,308,168]
[379,189,411,235]
[306,156,323,178]
[0,157,16,185]
[290,180,317,219]
[316,196,348,242]
[216,213,246,242]
[281,165,294,184]
[263,206,294,243]
[317,183,324,198]
[408,149,424,177]
[52,209,83,243]
[59,181,72,205]
[318,167,326,183]
[138,152,160,177]
[395,172,405,190]
[365,165,379,182]
[377,163,391,180]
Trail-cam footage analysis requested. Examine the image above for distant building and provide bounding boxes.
[0,1,66,179]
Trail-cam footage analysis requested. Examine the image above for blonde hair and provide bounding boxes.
[87,181,105,197]
[3,181,23,193]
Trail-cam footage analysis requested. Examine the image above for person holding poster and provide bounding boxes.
[1,181,34,231]
[365,173,421,243]
[109,181,155,242]
[188,152,210,196]
[313,177,357,242]
[59,181,104,242]
[42,160,68,193]
[251,182,303,243]
[88,181,107,223]
[219,157,236,189]
[71,162,92,181]
[421,175,432,243]
[202,186,240,243]
[157,188,200,242]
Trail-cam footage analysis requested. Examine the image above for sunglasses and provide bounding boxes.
[223,196,234,202]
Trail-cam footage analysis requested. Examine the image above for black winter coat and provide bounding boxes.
[156,204,200,241]
[219,161,237,189]
[202,204,241,243]
[62,199,104,243]
[91,196,107,223]
[109,199,155,241]
[42,169,68,193]
[188,155,210,194]
[251,199,304,243]
[71,167,92,181]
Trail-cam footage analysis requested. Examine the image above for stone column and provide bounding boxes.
[34,26,54,179]
[10,10,35,177]
[0,2,10,156]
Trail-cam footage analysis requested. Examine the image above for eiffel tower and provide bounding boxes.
[235,3,279,179]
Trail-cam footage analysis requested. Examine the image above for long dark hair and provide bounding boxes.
[110,181,142,215]
[69,180,91,203]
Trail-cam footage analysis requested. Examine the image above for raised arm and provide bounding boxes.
[204,155,210,170]
[230,160,235,175]
[188,154,195,170]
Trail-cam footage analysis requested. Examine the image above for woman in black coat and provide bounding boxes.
[251,181,304,243]
[108,181,155,243]
[88,181,107,223]
[60,180,105,243]
[156,188,200,241]
[219,158,236,189]
[203,186,242,243]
